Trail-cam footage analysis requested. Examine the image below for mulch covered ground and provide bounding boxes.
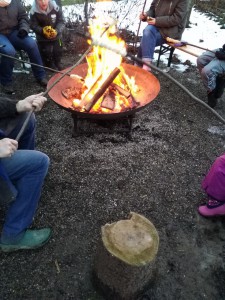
[0,47,225,300]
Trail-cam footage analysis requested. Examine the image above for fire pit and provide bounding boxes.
[47,63,160,134]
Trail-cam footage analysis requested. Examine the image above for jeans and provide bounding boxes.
[197,49,225,92]
[0,30,46,86]
[0,113,49,243]
[138,25,165,60]
[1,150,49,244]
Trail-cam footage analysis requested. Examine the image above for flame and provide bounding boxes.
[72,16,138,113]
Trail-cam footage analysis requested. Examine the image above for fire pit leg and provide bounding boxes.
[72,113,79,137]
[128,113,135,132]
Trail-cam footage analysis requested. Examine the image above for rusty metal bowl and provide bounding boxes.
[47,63,160,120]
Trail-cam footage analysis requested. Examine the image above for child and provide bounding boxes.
[30,0,65,70]
[198,153,225,217]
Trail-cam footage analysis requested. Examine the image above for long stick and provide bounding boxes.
[133,0,148,55]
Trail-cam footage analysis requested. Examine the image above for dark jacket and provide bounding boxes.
[0,97,19,205]
[0,0,30,36]
[30,0,65,42]
[147,0,189,40]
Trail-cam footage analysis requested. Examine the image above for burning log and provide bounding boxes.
[101,90,116,110]
[111,82,139,109]
[81,67,121,112]
[93,212,159,300]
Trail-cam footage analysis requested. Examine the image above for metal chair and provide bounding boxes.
[156,44,175,70]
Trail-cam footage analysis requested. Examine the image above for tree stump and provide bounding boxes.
[93,212,159,300]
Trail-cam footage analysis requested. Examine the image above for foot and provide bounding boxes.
[198,199,225,217]
[214,75,225,99]
[55,62,64,71]
[142,58,152,72]
[1,83,16,94]
[0,228,52,252]
[207,90,217,108]
[36,77,48,87]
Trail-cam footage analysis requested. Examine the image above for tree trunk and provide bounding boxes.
[93,212,159,300]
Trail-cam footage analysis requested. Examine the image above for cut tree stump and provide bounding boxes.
[93,212,159,300]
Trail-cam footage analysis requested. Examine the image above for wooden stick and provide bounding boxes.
[84,67,121,112]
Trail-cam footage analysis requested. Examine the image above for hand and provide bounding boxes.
[139,13,147,21]
[0,138,18,158]
[147,17,156,25]
[17,29,28,39]
[16,93,47,113]
[215,49,225,60]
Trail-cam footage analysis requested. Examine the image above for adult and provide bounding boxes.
[198,153,225,217]
[138,0,189,71]
[0,93,51,252]
[0,0,48,94]
[197,45,225,108]
[30,0,65,70]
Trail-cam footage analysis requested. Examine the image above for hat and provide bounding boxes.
[0,0,11,7]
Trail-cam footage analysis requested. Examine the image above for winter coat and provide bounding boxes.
[0,97,19,205]
[0,0,29,36]
[30,0,65,42]
[147,0,189,40]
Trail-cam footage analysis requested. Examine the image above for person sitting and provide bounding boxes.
[0,92,51,252]
[30,0,65,71]
[138,0,189,71]
[198,152,225,217]
[0,0,48,94]
[197,44,225,108]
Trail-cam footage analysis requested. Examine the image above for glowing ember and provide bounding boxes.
[70,16,139,113]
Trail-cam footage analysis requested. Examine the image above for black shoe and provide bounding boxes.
[36,78,48,87]
[1,83,15,94]
[207,90,217,108]
[214,75,225,99]
[55,62,64,71]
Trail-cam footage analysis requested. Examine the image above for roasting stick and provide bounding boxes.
[15,25,114,142]
[133,0,148,55]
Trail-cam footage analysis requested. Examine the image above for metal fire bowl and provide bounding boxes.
[47,63,160,120]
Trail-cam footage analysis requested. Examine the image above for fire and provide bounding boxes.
[72,16,139,113]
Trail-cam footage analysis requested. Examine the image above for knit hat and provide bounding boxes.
[0,0,11,7]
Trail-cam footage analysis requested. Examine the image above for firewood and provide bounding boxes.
[101,90,116,110]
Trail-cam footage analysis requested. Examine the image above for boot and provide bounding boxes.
[142,58,152,72]
[214,75,225,99]
[207,90,217,108]
[198,199,225,217]
[0,228,52,252]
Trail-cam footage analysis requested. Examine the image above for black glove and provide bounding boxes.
[215,48,225,60]
[223,44,225,51]
[17,30,28,39]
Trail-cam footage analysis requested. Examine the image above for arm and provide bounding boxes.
[17,0,30,33]
[55,7,65,35]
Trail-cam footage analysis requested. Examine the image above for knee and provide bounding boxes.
[2,45,16,57]
[143,25,155,38]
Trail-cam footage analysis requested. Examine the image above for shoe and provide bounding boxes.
[198,199,225,217]
[1,83,15,94]
[0,228,52,252]
[55,62,64,71]
[214,75,225,99]
[207,90,217,108]
[36,77,48,87]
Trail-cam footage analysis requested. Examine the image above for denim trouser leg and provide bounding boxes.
[140,25,165,60]
[0,34,16,85]
[8,30,46,80]
[197,49,225,92]
[0,150,50,244]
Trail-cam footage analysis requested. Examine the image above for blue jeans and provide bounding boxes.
[138,25,165,60]
[0,30,46,86]
[197,49,225,92]
[0,113,49,243]
[1,150,49,244]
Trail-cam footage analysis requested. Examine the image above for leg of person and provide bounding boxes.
[140,25,165,71]
[0,150,51,251]
[38,41,55,69]
[53,39,63,70]
[0,112,36,150]
[8,30,48,87]
[198,153,225,217]
[0,34,16,94]
[196,50,216,74]
[198,53,225,108]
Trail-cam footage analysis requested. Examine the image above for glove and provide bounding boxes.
[17,29,28,39]
[43,26,57,39]
[215,48,225,60]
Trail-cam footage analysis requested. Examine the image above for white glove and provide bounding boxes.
[16,93,47,113]
[0,138,18,158]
